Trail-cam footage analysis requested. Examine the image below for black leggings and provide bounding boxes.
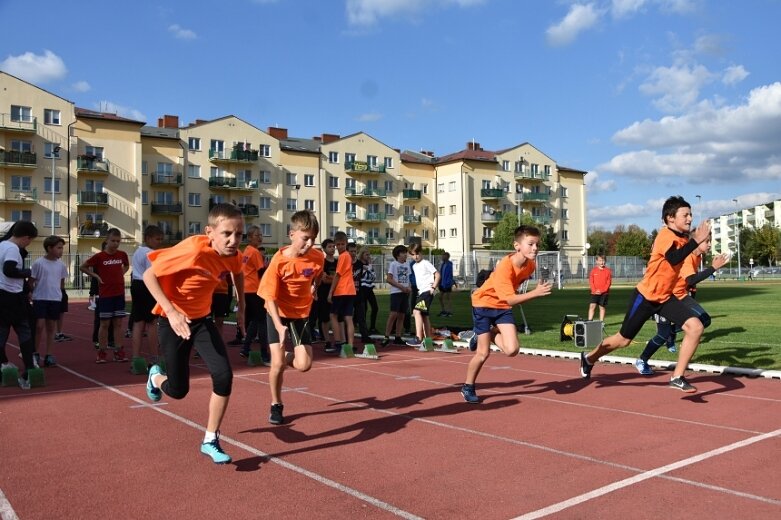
[158,317,232,398]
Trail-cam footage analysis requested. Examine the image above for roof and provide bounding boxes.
[75,107,146,125]
[400,150,437,164]
[434,148,497,165]
[280,137,321,154]
[140,126,180,139]
[557,165,588,175]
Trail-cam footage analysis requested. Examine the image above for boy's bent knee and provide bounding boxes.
[211,369,233,396]
[163,383,189,400]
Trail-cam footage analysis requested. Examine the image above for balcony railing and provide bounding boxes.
[161,231,183,242]
[208,148,259,162]
[151,202,183,215]
[150,173,183,186]
[480,188,504,199]
[481,211,503,223]
[78,222,110,238]
[519,192,550,202]
[345,187,387,198]
[345,212,386,223]
[240,204,259,217]
[402,189,422,200]
[0,113,37,132]
[77,155,110,173]
[78,191,109,206]
[1,188,38,203]
[514,170,550,181]
[0,150,37,167]
[481,237,493,244]
[531,214,551,225]
[367,237,388,245]
[208,177,258,190]
[345,161,386,174]
[403,214,421,224]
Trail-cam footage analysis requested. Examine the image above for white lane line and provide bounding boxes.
[55,365,422,520]
[0,488,19,520]
[512,428,781,519]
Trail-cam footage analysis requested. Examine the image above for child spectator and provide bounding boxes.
[587,254,612,321]
[406,243,440,347]
[80,228,129,363]
[328,232,356,351]
[30,235,68,367]
[130,225,164,369]
[353,247,378,342]
[381,245,411,346]
[90,241,115,349]
[143,203,246,463]
[317,239,338,353]
[461,226,552,403]
[258,210,324,425]
[240,225,269,362]
[438,252,456,317]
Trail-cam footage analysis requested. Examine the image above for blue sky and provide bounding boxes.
[2,0,779,233]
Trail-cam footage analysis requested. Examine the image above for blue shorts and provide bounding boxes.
[97,294,127,320]
[472,307,515,335]
[33,300,61,321]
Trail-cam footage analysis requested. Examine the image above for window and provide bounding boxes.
[211,195,226,204]
[142,190,148,204]
[502,160,510,171]
[44,109,61,125]
[10,105,32,122]
[11,210,32,221]
[44,211,61,228]
[438,206,445,216]
[560,186,569,198]
[448,181,456,192]
[44,143,61,158]
[449,205,457,215]
[345,153,356,165]
[385,203,395,216]
[531,163,539,174]
[305,199,315,211]
[157,162,173,176]
[187,164,201,178]
[286,198,297,211]
[10,140,32,152]
[210,166,224,179]
[515,161,524,173]
[237,169,253,186]
[85,146,104,159]
[237,195,252,206]
[84,179,104,194]
[450,228,458,238]
[422,183,428,194]
[188,137,201,151]
[345,178,356,190]
[328,151,339,163]
[544,165,551,176]
[210,140,224,153]
[384,157,393,169]
[346,202,357,214]
[384,180,394,193]
[44,177,61,194]
[367,155,378,167]
[561,230,569,241]
[11,176,32,192]
[329,226,339,238]
[346,227,356,239]
[155,191,173,204]
[437,183,444,193]
[439,229,446,238]
[423,230,429,240]
[561,208,569,220]
[260,223,272,237]
[259,170,271,184]
[328,176,339,189]
[259,197,272,210]
[385,228,395,239]
[423,206,429,217]
[189,221,202,235]
[142,161,148,175]
[258,144,270,157]
[481,179,491,190]
[329,201,339,213]
[483,227,493,239]
[286,172,298,186]
[188,193,201,206]
[304,174,315,187]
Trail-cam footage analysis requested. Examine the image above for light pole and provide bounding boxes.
[695,194,702,270]
[733,198,741,280]
[50,144,61,235]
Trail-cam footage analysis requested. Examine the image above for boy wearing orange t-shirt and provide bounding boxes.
[143,203,245,464]
[579,196,711,392]
[258,211,324,425]
[461,226,553,403]
[239,225,268,361]
[327,231,356,352]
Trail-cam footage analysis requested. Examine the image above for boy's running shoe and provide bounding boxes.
[93,341,100,350]
[379,337,390,347]
[1,361,18,371]
[324,342,338,354]
[405,337,423,348]
[579,352,593,379]
[460,383,480,404]
[18,377,31,390]
[634,359,654,376]
[393,336,406,345]
[238,348,249,358]
[669,376,697,393]
[54,333,72,342]
[146,364,163,402]
[113,348,129,362]
[200,434,232,464]
[44,354,57,367]
[87,303,96,311]
[269,403,285,425]
[457,330,477,350]
[95,350,108,364]
[667,344,677,353]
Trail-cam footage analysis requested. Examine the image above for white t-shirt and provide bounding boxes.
[31,257,68,301]
[412,259,438,294]
[131,245,153,280]
[0,241,24,293]
[387,260,411,295]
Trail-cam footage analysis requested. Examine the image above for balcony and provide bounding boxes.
[402,189,422,200]
[208,177,258,191]
[345,161,385,174]
[345,187,387,199]
[0,114,37,133]
[0,188,38,203]
[150,173,183,186]
[0,150,37,167]
[481,211,503,224]
[161,231,183,243]
[366,237,388,245]
[518,192,550,203]
[480,188,504,200]
[481,237,493,244]
[78,222,110,238]
[240,204,259,217]
[403,214,421,225]
[531,214,551,225]
[514,170,550,182]
[208,148,259,163]
[151,202,183,215]
[77,191,109,206]
[345,212,386,223]
[77,155,110,174]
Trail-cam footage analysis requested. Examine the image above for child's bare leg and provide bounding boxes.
[394,312,404,337]
[268,343,286,404]
[493,323,519,357]
[292,344,313,372]
[343,316,354,344]
[112,318,124,348]
[206,393,230,434]
[414,310,424,339]
[43,319,56,357]
[422,314,432,339]
[599,306,606,321]
[672,317,704,378]
[34,319,45,355]
[98,319,110,349]
[465,333,492,384]
[585,332,631,364]
[329,314,343,343]
[587,303,596,320]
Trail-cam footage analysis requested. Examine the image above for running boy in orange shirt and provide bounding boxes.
[143,203,245,463]
[258,211,324,425]
[461,225,553,403]
[579,196,711,392]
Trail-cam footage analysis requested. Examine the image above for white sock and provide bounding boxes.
[203,431,217,443]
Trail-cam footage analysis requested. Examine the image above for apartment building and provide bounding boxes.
[709,199,781,255]
[1,70,587,257]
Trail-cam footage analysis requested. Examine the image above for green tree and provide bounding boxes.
[746,224,781,267]
[586,228,611,256]
[615,224,652,259]
[490,212,539,250]
[540,225,560,251]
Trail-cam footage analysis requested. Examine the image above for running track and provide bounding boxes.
[1,306,779,519]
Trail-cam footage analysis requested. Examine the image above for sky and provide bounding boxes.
[1,0,779,233]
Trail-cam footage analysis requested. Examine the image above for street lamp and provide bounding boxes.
[50,144,61,235]
[733,198,741,280]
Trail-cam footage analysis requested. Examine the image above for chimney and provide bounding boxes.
[268,126,288,140]
[467,141,481,151]
[312,136,322,142]
[158,115,179,128]
[321,133,340,144]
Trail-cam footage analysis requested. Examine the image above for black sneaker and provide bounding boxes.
[227,338,244,346]
[669,376,697,393]
[461,384,480,404]
[393,336,405,345]
[269,403,284,425]
[380,337,391,347]
[579,352,593,379]
[324,343,338,354]
[239,348,249,358]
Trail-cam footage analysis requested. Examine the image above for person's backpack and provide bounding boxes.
[475,269,493,288]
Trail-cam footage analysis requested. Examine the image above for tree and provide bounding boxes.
[745,224,781,267]
[490,212,539,250]
[615,224,652,259]
[540,226,560,251]
[586,228,611,256]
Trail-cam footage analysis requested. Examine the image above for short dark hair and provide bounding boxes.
[43,235,65,251]
[392,244,408,259]
[290,211,319,236]
[514,225,541,241]
[662,196,690,223]
[333,231,348,242]
[8,220,38,240]
[321,238,334,249]
[208,203,243,227]
[408,242,423,255]
[107,227,122,239]
[143,225,164,240]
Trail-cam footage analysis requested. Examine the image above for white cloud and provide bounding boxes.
[0,50,67,84]
[356,111,383,122]
[657,0,699,15]
[71,80,91,93]
[168,24,197,40]
[346,0,485,26]
[722,64,749,86]
[94,101,146,122]
[546,3,602,47]
[588,200,661,230]
[611,0,647,19]
[638,62,714,112]
[584,171,617,192]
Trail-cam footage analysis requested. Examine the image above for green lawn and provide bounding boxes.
[366,281,781,370]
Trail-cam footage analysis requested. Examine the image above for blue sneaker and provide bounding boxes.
[461,383,480,404]
[667,344,677,353]
[634,359,654,376]
[146,364,163,402]
[458,330,477,351]
[200,434,232,464]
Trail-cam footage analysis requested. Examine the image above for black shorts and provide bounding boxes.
[389,292,408,313]
[316,286,331,323]
[33,300,61,321]
[130,279,157,323]
[412,291,435,316]
[618,289,699,340]
[265,315,311,346]
[439,285,453,294]
[60,291,69,313]
[330,295,355,317]
[211,292,231,318]
[590,293,609,307]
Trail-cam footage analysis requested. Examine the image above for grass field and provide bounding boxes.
[359,280,781,371]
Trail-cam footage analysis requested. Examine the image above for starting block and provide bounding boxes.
[435,338,459,354]
[27,367,45,387]
[2,365,19,387]
[247,351,264,366]
[356,343,379,360]
[131,357,148,375]
[340,343,355,358]
[418,338,435,352]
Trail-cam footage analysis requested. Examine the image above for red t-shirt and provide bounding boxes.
[84,250,129,298]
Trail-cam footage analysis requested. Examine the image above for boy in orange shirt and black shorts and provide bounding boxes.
[239,225,268,361]
[461,225,553,403]
[327,231,356,352]
[143,203,246,464]
[579,196,711,392]
[258,210,324,425]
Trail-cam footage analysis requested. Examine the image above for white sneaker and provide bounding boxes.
[88,304,96,311]
[1,362,18,371]
[18,377,30,390]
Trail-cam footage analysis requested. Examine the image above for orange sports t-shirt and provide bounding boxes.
[332,252,356,296]
[471,254,536,310]
[258,246,324,319]
[672,253,699,299]
[636,226,690,303]
[241,244,265,294]
[148,235,243,319]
